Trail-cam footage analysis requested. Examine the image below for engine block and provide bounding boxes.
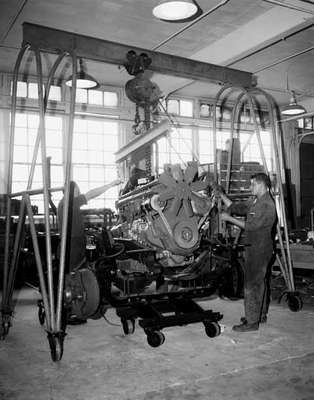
[114,162,213,267]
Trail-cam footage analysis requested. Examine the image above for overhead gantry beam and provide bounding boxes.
[22,23,255,88]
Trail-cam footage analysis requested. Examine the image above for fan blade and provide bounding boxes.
[158,188,175,202]
[170,197,182,216]
[184,163,198,183]
[183,199,194,218]
[171,164,184,182]
[158,172,177,188]
[190,180,207,192]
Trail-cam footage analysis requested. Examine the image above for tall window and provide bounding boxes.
[11,82,121,214]
[12,112,64,213]
[240,130,273,170]
[72,117,119,210]
[155,127,194,173]
[198,128,231,164]
[169,127,193,165]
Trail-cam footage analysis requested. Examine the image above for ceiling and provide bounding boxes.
[0,0,313,111]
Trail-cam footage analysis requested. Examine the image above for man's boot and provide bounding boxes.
[232,320,259,332]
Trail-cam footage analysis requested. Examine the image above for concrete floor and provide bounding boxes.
[1,287,314,400]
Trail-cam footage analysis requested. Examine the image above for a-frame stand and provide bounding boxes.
[212,84,302,311]
[1,45,78,361]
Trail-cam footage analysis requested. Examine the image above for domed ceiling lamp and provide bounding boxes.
[281,72,306,116]
[281,90,307,116]
[65,58,99,89]
[153,0,199,22]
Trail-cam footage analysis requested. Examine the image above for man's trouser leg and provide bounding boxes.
[244,249,273,324]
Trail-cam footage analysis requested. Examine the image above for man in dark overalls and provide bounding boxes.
[219,173,277,332]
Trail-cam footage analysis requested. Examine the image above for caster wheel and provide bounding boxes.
[47,333,64,362]
[287,294,303,312]
[122,318,135,335]
[204,322,221,338]
[0,321,10,339]
[38,305,46,326]
[147,331,165,348]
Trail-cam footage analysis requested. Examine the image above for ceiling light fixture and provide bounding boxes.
[153,0,198,21]
[281,90,307,116]
[65,58,99,89]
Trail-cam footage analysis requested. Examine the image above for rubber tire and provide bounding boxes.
[204,322,221,338]
[220,260,244,300]
[48,334,64,362]
[122,318,135,335]
[288,294,303,312]
[147,331,165,348]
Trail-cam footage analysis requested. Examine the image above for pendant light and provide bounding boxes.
[281,90,307,116]
[65,58,99,89]
[153,0,198,21]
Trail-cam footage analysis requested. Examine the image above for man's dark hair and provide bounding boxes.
[250,172,271,188]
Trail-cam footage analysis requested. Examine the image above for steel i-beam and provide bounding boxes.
[22,23,255,88]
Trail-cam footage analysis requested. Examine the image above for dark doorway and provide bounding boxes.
[299,141,314,229]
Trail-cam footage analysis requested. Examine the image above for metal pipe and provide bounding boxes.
[5,196,26,304]
[227,20,314,68]
[118,180,158,201]
[227,91,248,192]
[213,84,296,291]
[24,194,51,330]
[56,52,77,331]
[249,91,293,288]
[213,84,233,182]
[2,44,29,312]
[252,87,295,290]
[152,0,230,51]
[253,45,314,74]
[246,93,268,170]
[10,186,64,198]
[117,187,158,207]
[35,48,56,331]
[276,253,290,288]
[28,52,67,332]
[213,84,247,183]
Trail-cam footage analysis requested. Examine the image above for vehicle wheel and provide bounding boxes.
[219,260,244,300]
[147,331,165,348]
[204,322,221,338]
[287,293,303,312]
[122,318,135,335]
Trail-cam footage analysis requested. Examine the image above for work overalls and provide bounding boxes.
[229,192,277,324]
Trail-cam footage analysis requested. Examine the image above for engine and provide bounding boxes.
[113,162,213,268]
